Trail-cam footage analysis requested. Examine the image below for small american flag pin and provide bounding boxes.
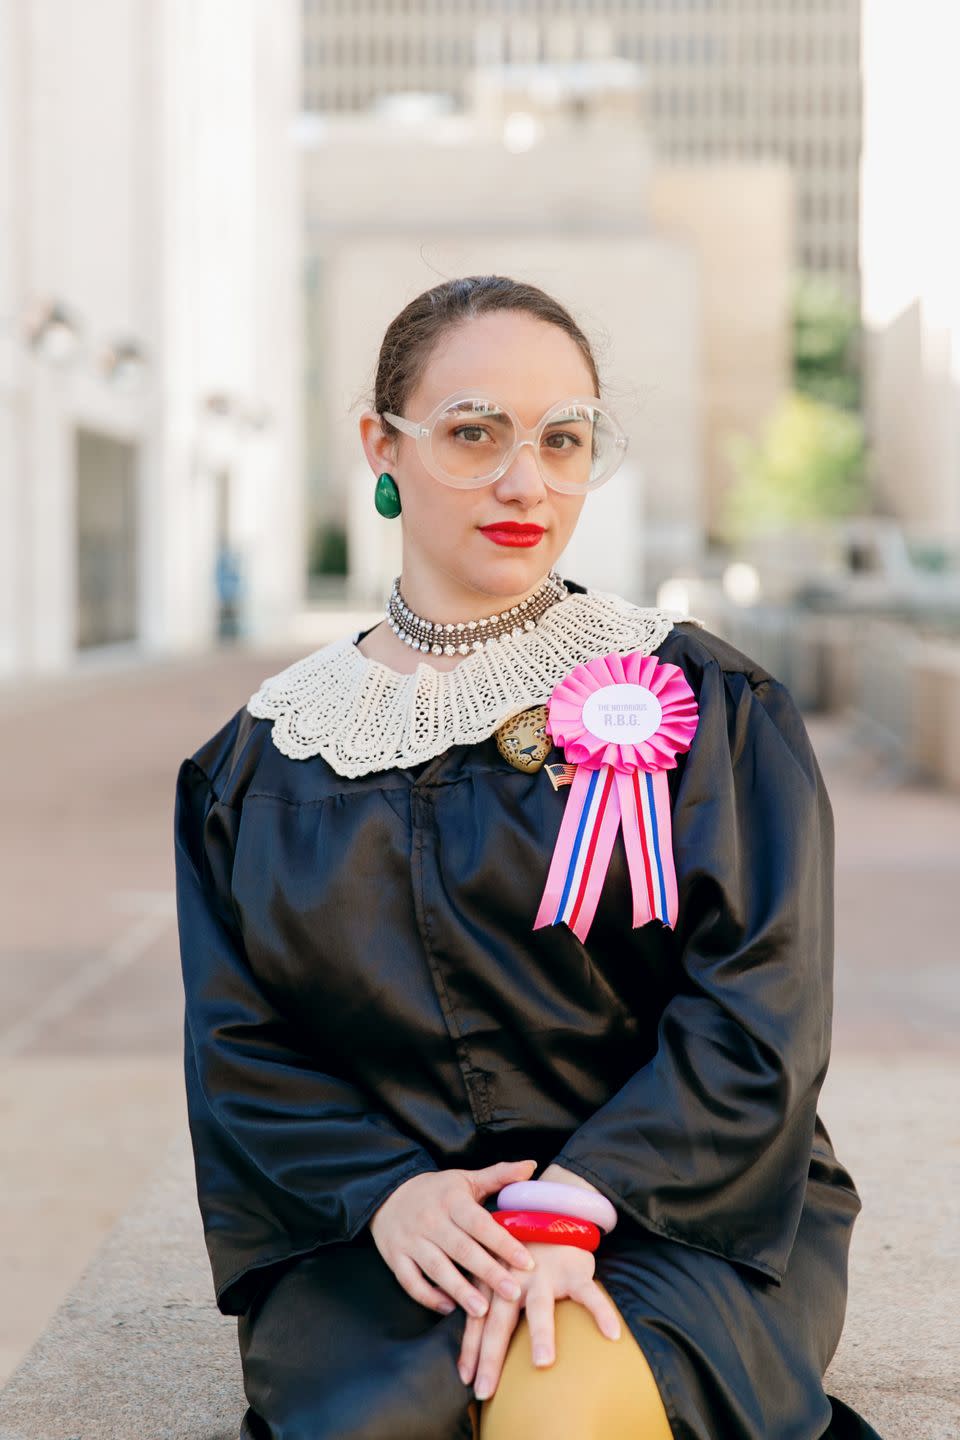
[544,761,577,791]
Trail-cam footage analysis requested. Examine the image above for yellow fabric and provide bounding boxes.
[468,1281,673,1440]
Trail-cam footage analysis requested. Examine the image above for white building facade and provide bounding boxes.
[302,0,862,300]
[0,0,303,681]
[860,0,960,544]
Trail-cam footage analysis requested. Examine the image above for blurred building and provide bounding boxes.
[0,0,302,681]
[860,0,960,545]
[301,65,792,603]
[302,0,862,300]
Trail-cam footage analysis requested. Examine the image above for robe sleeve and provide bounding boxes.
[174,754,440,1316]
[548,657,833,1285]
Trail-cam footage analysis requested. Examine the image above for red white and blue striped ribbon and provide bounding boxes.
[619,766,678,930]
[533,762,678,941]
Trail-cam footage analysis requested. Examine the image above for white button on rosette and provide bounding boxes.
[581,683,663,747]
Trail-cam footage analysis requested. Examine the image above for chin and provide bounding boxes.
[467,553,556,597]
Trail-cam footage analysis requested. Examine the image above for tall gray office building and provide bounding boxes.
[303,0,862,300]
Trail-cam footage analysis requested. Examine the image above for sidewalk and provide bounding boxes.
[0,641,292,1386]
[1,639,957,1394]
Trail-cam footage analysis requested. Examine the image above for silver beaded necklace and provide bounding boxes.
[386,569,569,656]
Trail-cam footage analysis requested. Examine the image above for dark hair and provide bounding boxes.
[366,275,604,443]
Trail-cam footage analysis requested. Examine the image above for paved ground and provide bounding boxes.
[0,625,958,1394]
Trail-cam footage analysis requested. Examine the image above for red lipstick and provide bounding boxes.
[479,522,545,548]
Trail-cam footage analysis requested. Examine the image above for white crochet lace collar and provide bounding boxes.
[246,587,702,778]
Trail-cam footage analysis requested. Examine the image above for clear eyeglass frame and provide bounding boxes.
[380,387,629,494]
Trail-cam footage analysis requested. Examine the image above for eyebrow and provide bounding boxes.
[447,400,591,423]
[449,404,512,423]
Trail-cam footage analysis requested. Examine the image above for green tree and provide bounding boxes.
[792,272,861,411]
[308,519,348,577]
[717,390,867,545]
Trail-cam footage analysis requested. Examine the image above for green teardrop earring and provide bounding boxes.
[374,472,402,518]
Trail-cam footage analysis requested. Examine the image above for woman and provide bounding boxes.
[174,275,884,1439]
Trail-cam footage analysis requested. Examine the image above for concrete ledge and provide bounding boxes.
[818,1054,959,1438]
[0,1129,244,1440]
[0,1055,957,1439]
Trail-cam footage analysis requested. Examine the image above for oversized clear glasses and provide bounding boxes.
[381,388,629,494]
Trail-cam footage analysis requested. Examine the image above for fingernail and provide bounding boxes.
[458,1364,470,1384]
[501,1280,521,1300]
[438,1299,455,1314]
[533,1346,552,1366]
[469,1297,488,1316]
[475,1376,492,1400]
[606,1324,621,1340]
[517,1253,536,1270]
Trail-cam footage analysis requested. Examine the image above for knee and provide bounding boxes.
[478,1293,672,1440]
[248,1382,472,1440]
[239,1249,474,1440]
[246,1353,473,1440]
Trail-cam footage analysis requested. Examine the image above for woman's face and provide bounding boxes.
[360,310,594,603]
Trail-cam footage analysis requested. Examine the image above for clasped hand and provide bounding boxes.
[367,1157,621,1404]
[457,1236,622,1402]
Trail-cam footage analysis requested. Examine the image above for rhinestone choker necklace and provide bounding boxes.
[386,569,569,655]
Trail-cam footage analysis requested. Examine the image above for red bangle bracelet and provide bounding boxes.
[492,1208,602,1253]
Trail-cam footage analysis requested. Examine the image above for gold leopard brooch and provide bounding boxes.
[494,704,552,772]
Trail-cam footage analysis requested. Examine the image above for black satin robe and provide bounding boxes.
[174,588,884,1440]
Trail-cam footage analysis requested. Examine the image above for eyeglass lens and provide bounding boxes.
[429,398,622,489]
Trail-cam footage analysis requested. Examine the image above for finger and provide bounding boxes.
[451,1195,537,1274]
[442,1211,531,1301]
[457,1281,492,1385]
[578,1280,622,1341]
[472,1294,521,1402]
[470,1160,538,1202]
[413,1238,492,1319]
[393,1252,457,1315]
[458,1316,483,1386]
[523,1286,557,1369]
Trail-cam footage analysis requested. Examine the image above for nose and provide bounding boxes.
[492,439,548,504]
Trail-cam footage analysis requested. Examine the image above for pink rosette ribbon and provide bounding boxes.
[533,651,699,942]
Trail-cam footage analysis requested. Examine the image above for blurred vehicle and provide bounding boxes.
[789,518,960,619]
[658,518,960,636]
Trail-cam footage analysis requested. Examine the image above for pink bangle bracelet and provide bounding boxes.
[496,1179,618,1235]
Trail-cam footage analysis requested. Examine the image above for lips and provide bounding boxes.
[479,522,545,547]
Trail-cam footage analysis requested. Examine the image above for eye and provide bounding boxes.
[452,424,493,443]
[543,430,583,452]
